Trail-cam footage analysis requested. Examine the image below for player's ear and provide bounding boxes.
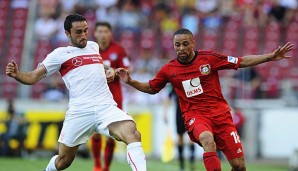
[65,30,70,38]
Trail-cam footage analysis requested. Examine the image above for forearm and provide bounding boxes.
[239,53,273,68]
[15,71,41,85]
[127,79,156,94]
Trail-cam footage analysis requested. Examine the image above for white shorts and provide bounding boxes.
[58,104,134,147]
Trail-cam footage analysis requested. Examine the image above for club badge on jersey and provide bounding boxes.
[200,64,211,75]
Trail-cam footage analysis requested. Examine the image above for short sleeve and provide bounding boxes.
[209,51,242,70]
[41,49,61,77]
[149,65,169,93]
[118,46,130,69]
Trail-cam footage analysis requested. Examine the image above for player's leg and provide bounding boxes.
[177,133,185,171]
[189,142,195,171]
[91,133,102,171]
[103,137,116,171]
[108,120,146,171]
[176,109,185,171]
[215,112,246,171]
[196,129,221,171]
[45,143,79,171]
[229,157,246,171]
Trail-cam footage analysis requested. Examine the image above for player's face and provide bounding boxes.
[66,21,88,48]
[94,26,112,45]
[173,34,195,63]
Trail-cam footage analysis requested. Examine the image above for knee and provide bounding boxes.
[55,155,74,170]
[232,163,246,171]
[199,132,216,151]
[231,159,246,171]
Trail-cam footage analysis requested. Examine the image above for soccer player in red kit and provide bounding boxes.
[116,28,293,171]
[91,21,130,171]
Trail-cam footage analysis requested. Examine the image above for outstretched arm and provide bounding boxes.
[6,60,46,85]
[239,42,293,68]
[115,68,156,94]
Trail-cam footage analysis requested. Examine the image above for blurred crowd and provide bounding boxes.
[32,0,298,103]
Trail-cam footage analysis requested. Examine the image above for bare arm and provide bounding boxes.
[115,68,156,94]
[6,60,46,85]
[239,42,293,68]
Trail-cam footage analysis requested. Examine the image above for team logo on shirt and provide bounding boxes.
[72,57,83,66]
[199,64,211,75]
[228,56,238,64]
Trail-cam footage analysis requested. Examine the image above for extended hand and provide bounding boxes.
[6,60,19,78]
[105,67,115,82]
[271,42,294,61]
[115,68,130,84]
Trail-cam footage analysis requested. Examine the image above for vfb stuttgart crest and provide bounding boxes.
[72,57,83,66]
[200,64,211,75]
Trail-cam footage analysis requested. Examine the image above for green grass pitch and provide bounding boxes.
[0,157,288,171]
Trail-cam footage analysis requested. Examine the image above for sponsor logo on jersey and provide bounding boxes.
[189,118,195,126]
[72,57,83,66]
[228,56,238,64]
[200,64,211,75]
[182,77,203,97]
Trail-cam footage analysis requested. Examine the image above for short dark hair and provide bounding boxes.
[95,21,112,30]
[173,28,193,37]
[64,14,87,33]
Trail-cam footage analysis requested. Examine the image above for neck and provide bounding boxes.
[178,51,195,64]
[99,41,110,51]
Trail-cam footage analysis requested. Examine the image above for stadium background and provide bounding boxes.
[0,0,298,170]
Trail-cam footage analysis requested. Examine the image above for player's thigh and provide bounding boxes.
[95,105,135,142]
[108,120,140,143]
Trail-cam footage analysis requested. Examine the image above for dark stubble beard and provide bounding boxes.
[70,35,86,48]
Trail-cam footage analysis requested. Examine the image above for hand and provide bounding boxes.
[270,42,294,61]
[105,67,115,82]
[6,60,19,78]
[115,68,131,84]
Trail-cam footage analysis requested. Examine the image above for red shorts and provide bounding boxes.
[183,110,244,161]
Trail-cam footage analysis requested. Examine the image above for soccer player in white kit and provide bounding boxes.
[5,14,147,171]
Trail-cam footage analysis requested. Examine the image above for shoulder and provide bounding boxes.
[111,42,126,51]
[197,50,227,59]
[87,41,99,48]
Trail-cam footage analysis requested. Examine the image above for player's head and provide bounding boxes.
[94,22,112,46]
[64,14,88,48]
[173,28,195,63]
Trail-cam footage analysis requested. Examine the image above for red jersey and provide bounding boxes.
[149,50,242,115]
[100,42,130,108]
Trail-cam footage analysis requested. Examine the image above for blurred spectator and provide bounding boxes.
[116,0,144,36]
[232,107,246,138]
[42,78,66,102]
[34,10,58,42]
[181,7,200,36]
[37,78,65,149]
[233,67,262,99]
[268,0,288,24]
[0,99,27,157]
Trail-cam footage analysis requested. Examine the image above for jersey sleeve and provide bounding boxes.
[209,51,242,70]
[149,65,169,93]
[40,49,61,77]
[118,46,130,69]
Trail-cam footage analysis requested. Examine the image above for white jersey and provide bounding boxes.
[41,41,116,109]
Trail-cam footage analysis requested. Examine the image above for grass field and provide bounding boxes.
[0,157,289,171]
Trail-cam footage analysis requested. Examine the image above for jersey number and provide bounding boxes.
[230,131,241,144]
